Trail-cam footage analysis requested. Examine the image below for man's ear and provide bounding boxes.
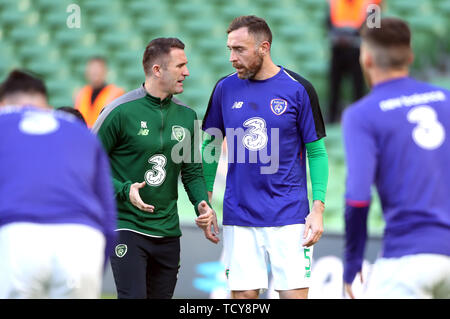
[360,44,373,70]
[152,64,162,78]
[259,40,271,56]
[408,51,414,66]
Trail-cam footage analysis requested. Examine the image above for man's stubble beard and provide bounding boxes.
[236,53,264,80]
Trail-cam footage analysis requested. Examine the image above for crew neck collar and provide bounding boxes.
[372,76,410,90]
[247,66,284,83]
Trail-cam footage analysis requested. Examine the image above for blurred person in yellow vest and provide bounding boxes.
[74,57,125,127]
[326,0,383,123]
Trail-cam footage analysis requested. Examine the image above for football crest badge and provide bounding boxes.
[270,98,288,115]
[172,125,185,142]
[115,244,127,258]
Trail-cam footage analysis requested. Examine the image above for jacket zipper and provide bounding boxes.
[159,102,164,151]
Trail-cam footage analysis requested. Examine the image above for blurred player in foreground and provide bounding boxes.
[343,17,450,298]
[0,70,117,298]
[93,38,217,299]
[202,16,328,299]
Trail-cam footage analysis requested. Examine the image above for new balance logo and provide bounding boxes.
[232,101,244,109]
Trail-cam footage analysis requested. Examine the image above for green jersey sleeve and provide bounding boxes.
[180,112,211,216]
[201,134,221,192]
[95,110,133,203]
[305,138,329,203]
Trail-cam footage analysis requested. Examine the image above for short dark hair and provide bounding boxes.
[360,17,412,69]
[0,69,47,101]
[227,15,272,45]
[57,106,87,126]
[142,37,185,76]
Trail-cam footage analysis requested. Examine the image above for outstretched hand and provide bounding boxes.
[129,181,155,213]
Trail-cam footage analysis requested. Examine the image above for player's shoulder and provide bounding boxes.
[343,87,389,131]
[280,68,321,103]
[414,79,450,96]
[0,105,23,119]
[281,67,322,110]
[0,106,98,144]
[171,96,197,117]
[281,68,318,95]
[0,106,27,132]
[343,94,371,121]
[103,86,147,115]
[55,110,98,139]
[281,68,315,90]
[212,72,239,91]
[92,86,147,132]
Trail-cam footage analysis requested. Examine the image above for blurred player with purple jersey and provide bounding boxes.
[202,16,329,299]
[0,70,116,298]
[343,18,450,298]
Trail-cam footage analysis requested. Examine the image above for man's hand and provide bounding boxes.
[129,181,155,213]
[344,272,363,299]
[303,200,324,247]
[196,200,220,244]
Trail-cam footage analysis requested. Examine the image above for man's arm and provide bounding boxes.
[344,202,369,298]
[306,138,328,203]
[342,108,377,298]
[201,134,222,202]
[181,160,211,216]
[94,110,127,197]
[303,138,328,247]
[201,76,227,203]
[182,161,219,244]
[182,113,219,244]
[94,109,154,213]
[291,75,327,247]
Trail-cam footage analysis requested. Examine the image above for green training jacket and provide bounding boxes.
[93,85,209,237]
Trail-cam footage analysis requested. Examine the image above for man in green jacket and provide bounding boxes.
[93,37,219,299]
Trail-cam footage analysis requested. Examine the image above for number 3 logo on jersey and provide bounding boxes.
[242,117,268,151]
[144,154,167,186]
[407,105,445,150]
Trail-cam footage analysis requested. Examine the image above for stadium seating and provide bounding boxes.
[0,0,448,232]
[1,0,447,110]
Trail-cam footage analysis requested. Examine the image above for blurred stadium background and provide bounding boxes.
[1,0,450,298]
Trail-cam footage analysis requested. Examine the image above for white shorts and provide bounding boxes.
[223,224,313,292]
[364,254,450,299]
[0,222,106,299]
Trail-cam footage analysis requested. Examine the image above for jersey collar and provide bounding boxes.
[372,76,411,90]
[247,66,284,83]
[141,83,173,107]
